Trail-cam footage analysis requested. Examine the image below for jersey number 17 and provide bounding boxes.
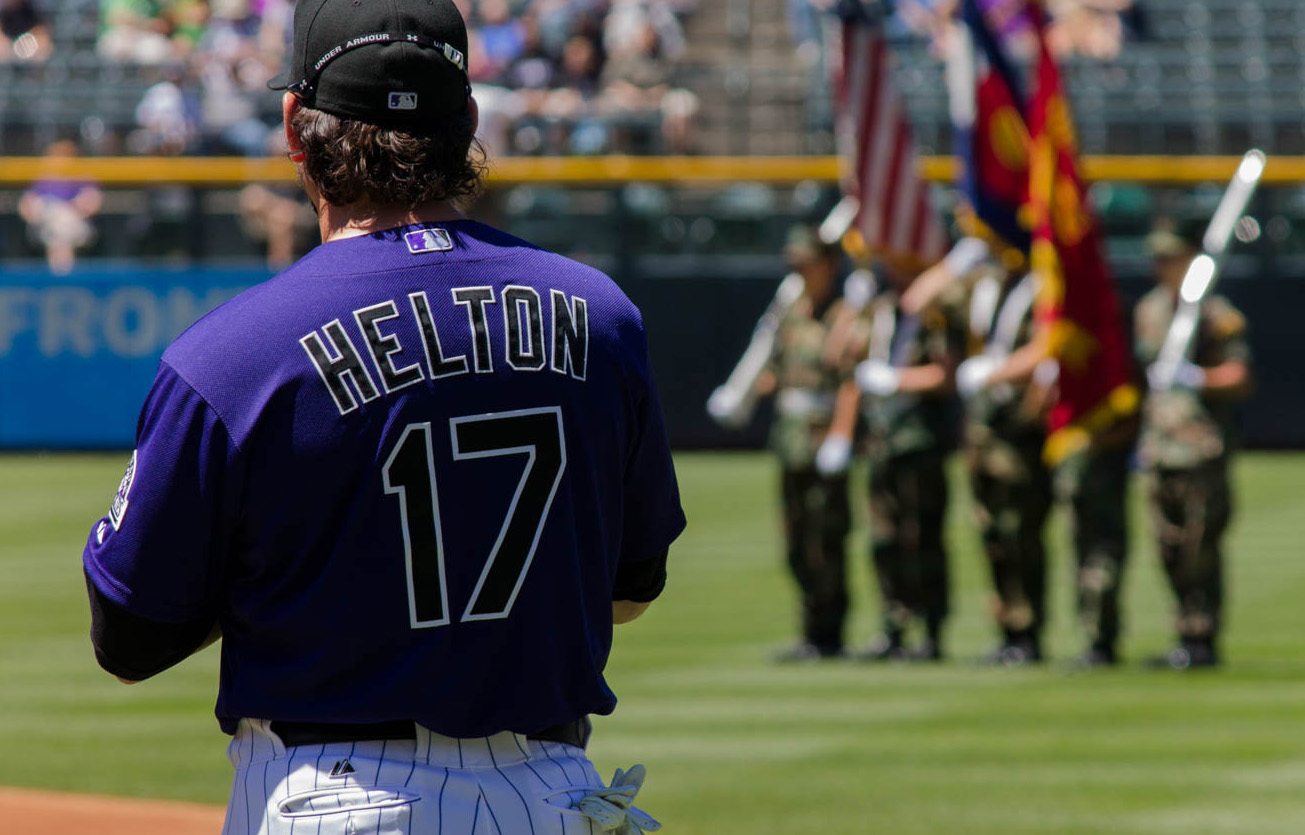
[382,406,566,629]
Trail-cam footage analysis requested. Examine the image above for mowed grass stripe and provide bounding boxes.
[5,451,1305,832]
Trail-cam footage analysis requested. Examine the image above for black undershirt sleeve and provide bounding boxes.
[85,571,216,681]
[612,547,668,603]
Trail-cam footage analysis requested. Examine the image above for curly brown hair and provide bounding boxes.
[290,105,486,209]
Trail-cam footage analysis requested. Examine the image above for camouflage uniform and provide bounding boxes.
[854,286,966,655]
[768,293,853,656]
[961,266,1052,658]
[1134,288,1250,656]
[1055,439,1133,662]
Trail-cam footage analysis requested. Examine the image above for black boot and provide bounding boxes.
[773,640,845,663]
[983,629,1042,666]
[912,620,945,662]
[1142,637,1219,670]
[1073,642,1118,669]
[856,629,907,661]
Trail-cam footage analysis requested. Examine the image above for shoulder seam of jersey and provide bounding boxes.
[158,358,246,458]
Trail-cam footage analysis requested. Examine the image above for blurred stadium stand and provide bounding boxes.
[618,0,1305,158]
[886,0,1305,158]
[0,0,142,155]
[2,1,1305,156]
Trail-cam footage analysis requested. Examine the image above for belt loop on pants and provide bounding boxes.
[414,726,532,768]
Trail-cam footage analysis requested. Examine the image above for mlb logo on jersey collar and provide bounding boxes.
[405,227,454,254]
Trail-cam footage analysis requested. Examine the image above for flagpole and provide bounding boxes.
[1150,149,1266,391]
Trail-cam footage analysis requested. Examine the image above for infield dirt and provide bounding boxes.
[0,786,225,834]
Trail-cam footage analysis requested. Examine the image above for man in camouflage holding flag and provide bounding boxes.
[825,254,966,661]
[950,249,1053,665]
[1134,224,1252,669]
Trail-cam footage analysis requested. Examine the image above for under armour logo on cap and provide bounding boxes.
[388,91,418,110]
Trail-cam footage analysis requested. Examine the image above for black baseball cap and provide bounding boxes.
[1146,220,1202,258]
[269,0,471,130]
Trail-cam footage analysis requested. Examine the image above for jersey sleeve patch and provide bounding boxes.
[108,450,137,532]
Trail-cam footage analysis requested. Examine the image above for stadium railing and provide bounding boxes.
[5,152,1304,186]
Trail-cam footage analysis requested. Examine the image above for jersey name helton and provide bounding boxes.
[300,285,589,416]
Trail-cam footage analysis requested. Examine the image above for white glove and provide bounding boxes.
[842,269,876,311]
[856,359,901,396]
[576,765,662,834]
[943,236,990,276]
[956,355,998,399]
[1148,359,1205,392]
[815,434,852,475]
[706,386,746,428]
[1032,358,1060,387]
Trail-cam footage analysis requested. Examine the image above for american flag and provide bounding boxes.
[831,1,947,263]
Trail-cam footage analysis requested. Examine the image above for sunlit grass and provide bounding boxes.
[4,451,1305,833]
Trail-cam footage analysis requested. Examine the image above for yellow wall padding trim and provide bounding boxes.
[0,155,1301,186]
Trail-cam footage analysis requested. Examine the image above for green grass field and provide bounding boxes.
[4,451,1305,833]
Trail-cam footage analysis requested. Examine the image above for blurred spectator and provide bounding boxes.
[503,12,557,91]
[98,0,208,64]
[193,0,277,156]
[124,70,204,259]
[473,83,526,159]
[535,33,609,153]
[239,183,313,268]
[533,0,595,57]
[599,8,698,153]
[237,129,315,268]
[18,141,104,274]
[0,0,52,62]
[130,71,201,154]
[255,0,293,70]
[1046,0,1134,59]
[604,0,686,62]
[456,0,701,156]
[555,32,604,96]
[98,0,173,64]
[472,0,529,85]
[169,0,210,53]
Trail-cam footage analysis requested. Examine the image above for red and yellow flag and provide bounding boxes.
[1024,0,1138,464]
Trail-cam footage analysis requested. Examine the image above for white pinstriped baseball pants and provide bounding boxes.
[221,719,604,834]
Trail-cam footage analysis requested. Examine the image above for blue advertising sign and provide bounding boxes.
[0,265,271,448]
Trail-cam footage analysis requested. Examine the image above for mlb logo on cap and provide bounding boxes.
[388,92,418,110]
[405,227,453,254]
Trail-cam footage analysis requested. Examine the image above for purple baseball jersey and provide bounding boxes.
[27,178,96,203]
[83,220,685,737]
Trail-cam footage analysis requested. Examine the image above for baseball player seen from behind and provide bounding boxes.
[81,1,685,832]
